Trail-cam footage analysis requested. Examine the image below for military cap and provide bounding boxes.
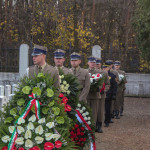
[70,52,81,60]
[53,49,66,58]
[96,58,102,64]
[32,44,47,56]
[114,60,121,65]
[106,60,113,65]
[102,63,110,68]
[88,56,96,62]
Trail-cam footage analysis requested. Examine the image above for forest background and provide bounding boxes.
[0,0,150,73]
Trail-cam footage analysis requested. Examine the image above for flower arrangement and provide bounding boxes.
[89,73,104,92]
[70,124,87,149]
[118,73,125,84]
[0,73,76,150]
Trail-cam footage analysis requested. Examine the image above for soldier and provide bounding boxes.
[106,60,119,119]
[95,58,110,133]
[103,63,117,127]
[114,60,127,117]
[70,52,90,103]
[25,44,60,89]
[53,49,72,75]
[87,56,101,128]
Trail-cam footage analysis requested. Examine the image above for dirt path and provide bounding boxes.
[95,97,150,150]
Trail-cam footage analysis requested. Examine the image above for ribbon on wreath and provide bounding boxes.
[8,93,42,150]
[75,110,96,150]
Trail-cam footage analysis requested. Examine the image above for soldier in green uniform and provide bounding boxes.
[70,52,90,103]
[95,58,110,133]
[114,60,127,117]
[53,49,72,75]
[87,56,102,128]
[25,44,60,89]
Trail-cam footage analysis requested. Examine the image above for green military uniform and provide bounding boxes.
[70,52,90,102]
[97,69,110,126]
[25,44,60,89]
[114,61,127,117]
[95,58,110,132]
[28,64,60,89]
[55,66,73,75]
[87,68,101,126]
[71,66,90,102]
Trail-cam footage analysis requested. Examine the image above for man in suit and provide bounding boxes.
[53,49,72,75]
[25,44,59,89]
[95,58,110,133]
[103,62,117,127]
[114,60,127,117]
[70,52,90,103]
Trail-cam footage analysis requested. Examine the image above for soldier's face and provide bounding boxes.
[103,67,109,72]
[33,54,45,66]
[71,60,81,68]
[96,63,101,69]
[88,62,96,69]
[54,58,65,67]
[114,65,120,70]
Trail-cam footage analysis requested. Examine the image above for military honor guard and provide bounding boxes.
[70,52,90,103]
[103,62,117,127]
[87,56,102,128]
[114,60,127,117]
[25,44,60,89]
[95,58,110,133]
[53,49,72,75]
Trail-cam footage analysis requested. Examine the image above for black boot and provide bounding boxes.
[97,122,103,133]
[115,110,120,119]
[95,122,98,132]
[120,107,124,116]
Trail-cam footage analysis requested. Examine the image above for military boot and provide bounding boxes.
[97,122,103,133]
[120,107,124,116]
[115,110,120,119]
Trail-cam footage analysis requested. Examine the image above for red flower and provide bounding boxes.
[91,76,94,78]
[44,142,54,150]
[75,137,79,141]
[80,143,84,147]
[83,138,86,142]
[62,97,68,104]
[77,128,80,135]
[80,132,84,136]
[97,74,100,77]
[77,142,81,145]
[65,104,72,112]
[12,146,17,150]
[72,133,77,138]
[33,146,40,150]
[70,130,74,135]
[80,138,84,141]
[55,140,62,148]
[29,148,33,150]
[2,146,8,150]
[59,93,64,98]
[80,127,85,131]
[18,148,25,150]
[75,124,79,128]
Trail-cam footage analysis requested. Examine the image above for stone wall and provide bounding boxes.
[125,73,150,97]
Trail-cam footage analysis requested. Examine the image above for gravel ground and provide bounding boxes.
[95,97,150,150]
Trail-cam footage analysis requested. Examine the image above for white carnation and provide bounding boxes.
[25,130,32,139]
[84,117,88,120]
[87,121,91,125]
[88,117,91,120]
[17,126,25,134]
[77,104,81,107]
[46,122,55,129]
[35,125,43,135]
[82,113,86,117]
[82,107,86,111]
[28,115,36,122]
[79,110,83,113]
[27,122,34,130]
[86,111,89,115]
